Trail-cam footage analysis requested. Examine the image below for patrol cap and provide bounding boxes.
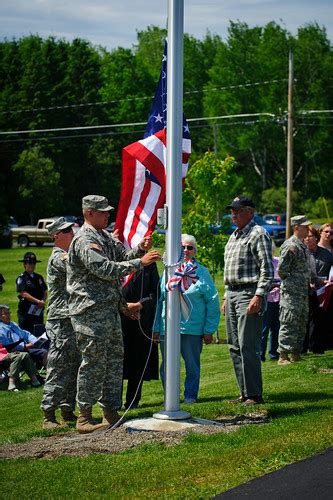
[18,252,41,263]
[82,195,114,212]
[226,195,255,210]
[290,215,312,226]
[47,217,74,236]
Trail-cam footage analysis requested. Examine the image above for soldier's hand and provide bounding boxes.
[123,302,142,320]
[141,250,161,266]
[139,235,153,251]
[112,228,120,239]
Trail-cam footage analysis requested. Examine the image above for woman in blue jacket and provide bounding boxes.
[153,234,220,403]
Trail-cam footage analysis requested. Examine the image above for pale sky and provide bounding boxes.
[0,0,332,50]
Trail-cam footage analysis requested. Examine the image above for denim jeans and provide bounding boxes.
[160,334,203,402]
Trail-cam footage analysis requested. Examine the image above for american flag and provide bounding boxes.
[115,40,191,249]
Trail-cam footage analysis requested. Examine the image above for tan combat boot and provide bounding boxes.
[102,407,122,427]
[60,407,77,424]
[42,408,62,430]
[76,407,106,434]
[290,353,302,362]
[278,352,291,365]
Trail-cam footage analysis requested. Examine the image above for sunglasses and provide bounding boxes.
[182,245,194,250]
[61,226,73,234]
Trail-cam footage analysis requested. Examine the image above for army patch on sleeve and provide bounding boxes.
[89,243,103,252]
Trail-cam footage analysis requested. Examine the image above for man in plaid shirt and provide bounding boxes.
[222,195,273,405]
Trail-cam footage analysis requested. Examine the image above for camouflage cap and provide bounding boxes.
[290,215,312,226]
[47,217,74,236]
[82,195,114,212]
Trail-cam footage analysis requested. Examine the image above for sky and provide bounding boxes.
[0,0,332,51]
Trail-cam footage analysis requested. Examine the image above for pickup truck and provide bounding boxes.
[10,218,56,247]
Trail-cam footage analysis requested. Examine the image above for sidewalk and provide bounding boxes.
[215,447,333,499]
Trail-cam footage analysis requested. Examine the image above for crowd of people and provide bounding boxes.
[0,193,332,433]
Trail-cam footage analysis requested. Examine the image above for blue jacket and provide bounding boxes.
[0,321,38,350]
[153,260,220,335]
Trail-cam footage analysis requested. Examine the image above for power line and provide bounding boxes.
[0,79,289,116]
[1,109,332,138]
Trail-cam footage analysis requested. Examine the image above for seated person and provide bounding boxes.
[0,342,41,391]
[0,305,48,369]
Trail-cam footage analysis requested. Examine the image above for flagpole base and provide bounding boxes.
[153,410,191,420]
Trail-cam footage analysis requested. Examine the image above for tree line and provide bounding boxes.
[0,22,332,226]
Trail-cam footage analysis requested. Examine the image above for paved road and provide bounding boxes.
[215,447,333,499]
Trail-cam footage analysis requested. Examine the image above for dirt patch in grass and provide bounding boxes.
[0,413,266,460]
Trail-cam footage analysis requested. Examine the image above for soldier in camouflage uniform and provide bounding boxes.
[278,215,312,364]
[41,217,80,429]
[67,195,160,434]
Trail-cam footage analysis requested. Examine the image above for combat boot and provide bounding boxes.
[60,407,77,424]
[290,353,302,362]
[42,408,62,430]
[278,352,291,365]
[102,407,122,427]
[76,407,106,434]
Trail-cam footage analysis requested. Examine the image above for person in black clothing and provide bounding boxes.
[121,263,159,409]
[304,226,333,353]
[16,252,47,335]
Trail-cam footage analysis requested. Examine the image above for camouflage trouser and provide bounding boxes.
[41,318,80,411]
[278,295,309,353]
[71,305,124,410]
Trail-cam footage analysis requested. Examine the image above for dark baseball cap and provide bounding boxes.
[19,252,41,263]
[225,195,255,210]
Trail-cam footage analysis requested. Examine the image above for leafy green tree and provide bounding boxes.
[182,152,237,278]
[13,145,61,221]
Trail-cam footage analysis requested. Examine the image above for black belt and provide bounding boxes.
[227,283,257,291]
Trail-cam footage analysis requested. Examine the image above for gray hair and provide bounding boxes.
[181,234,197,251]
[0,304,10,315]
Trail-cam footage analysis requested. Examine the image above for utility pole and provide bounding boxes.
[286,50,294,238]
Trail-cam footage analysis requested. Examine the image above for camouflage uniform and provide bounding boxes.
[278,235,311,354]
[67,223,144,410]
[41,246,80,412]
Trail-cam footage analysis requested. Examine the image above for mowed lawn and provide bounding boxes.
[0,246,333,499]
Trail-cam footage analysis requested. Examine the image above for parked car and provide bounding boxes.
[52,215,84,226]
[10,218,56,247]
[212,214,286,246]
[263,213,286,226]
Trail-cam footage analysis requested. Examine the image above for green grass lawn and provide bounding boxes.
[0,247,332,498]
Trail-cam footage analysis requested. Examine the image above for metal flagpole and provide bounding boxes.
[154,0,190,420]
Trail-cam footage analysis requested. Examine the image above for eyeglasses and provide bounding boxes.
[182,245,194,250]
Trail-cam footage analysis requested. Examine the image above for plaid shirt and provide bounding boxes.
[224,219,274,296]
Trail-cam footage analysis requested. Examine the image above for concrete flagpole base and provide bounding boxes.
[123,416,223,433]
[153,410,191,420]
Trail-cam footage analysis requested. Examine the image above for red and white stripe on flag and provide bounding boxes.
[115,128,191,249]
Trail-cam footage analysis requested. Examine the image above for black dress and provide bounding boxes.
[121,263,159,408]
[16,271,47,334]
